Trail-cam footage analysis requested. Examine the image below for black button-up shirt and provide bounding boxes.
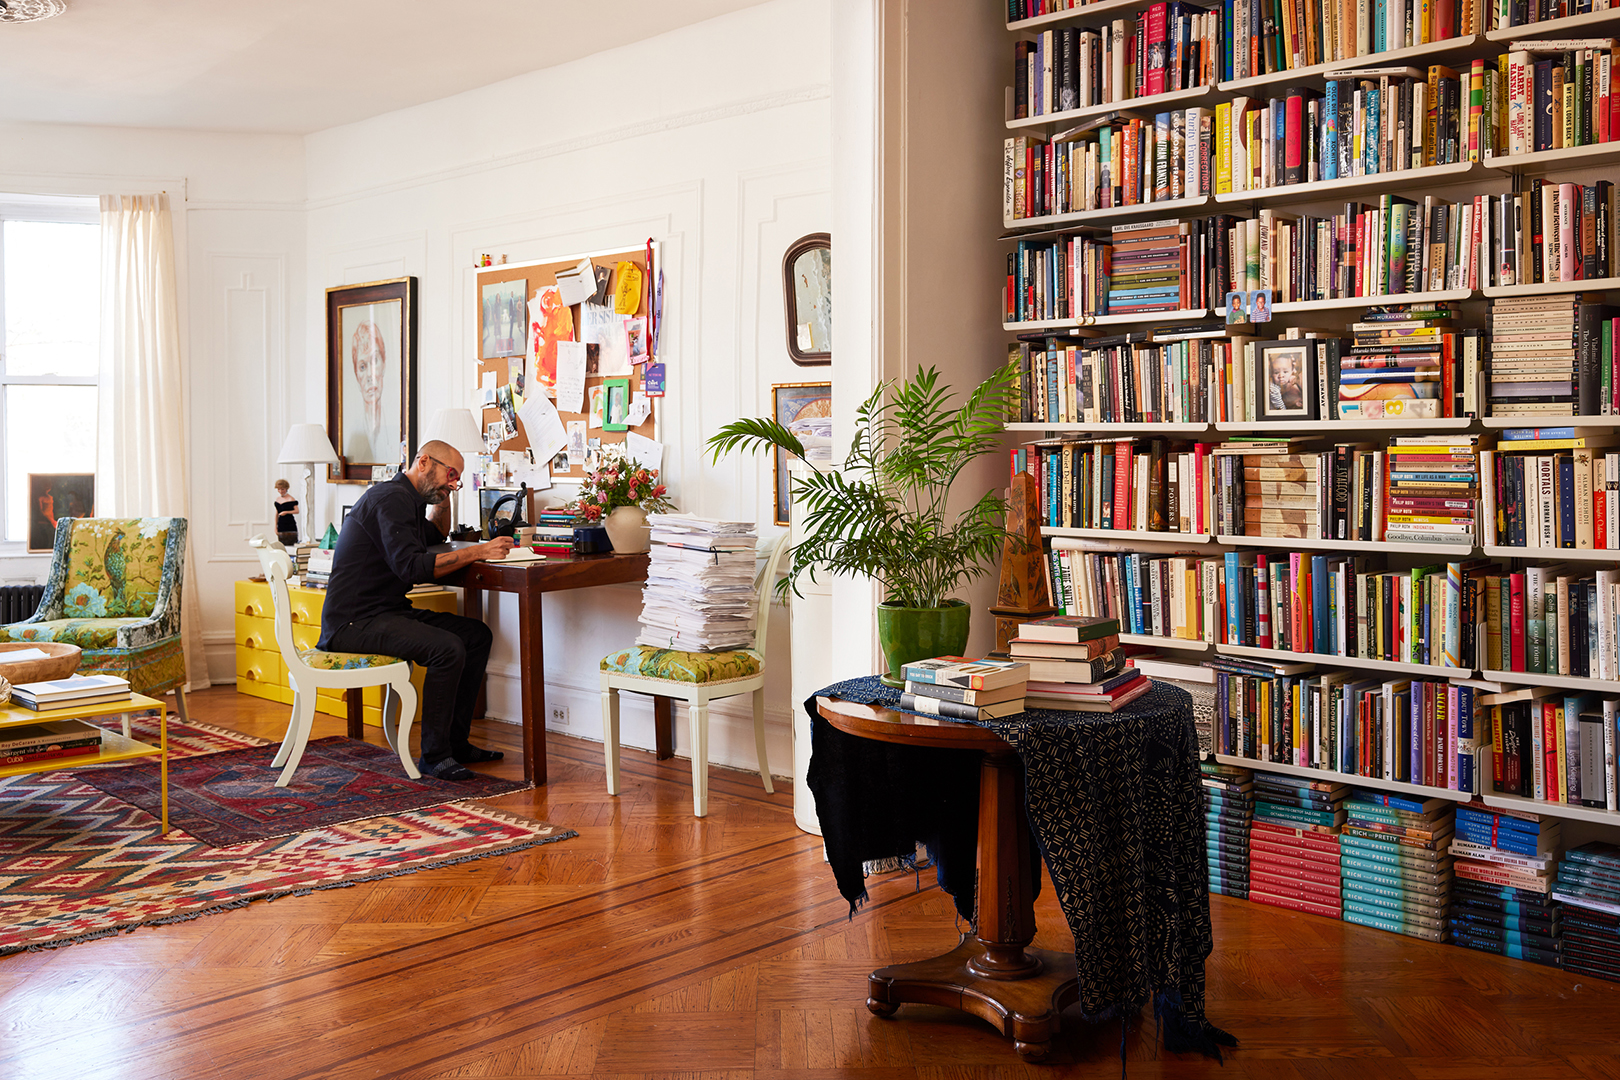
[317,472,443,647]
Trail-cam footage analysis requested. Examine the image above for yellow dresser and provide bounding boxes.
[233,579,458,727]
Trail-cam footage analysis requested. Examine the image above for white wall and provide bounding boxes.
[0,121,308,683]
[302,0,832,771]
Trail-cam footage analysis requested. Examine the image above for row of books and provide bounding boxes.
[1027,437,1213,533]
[1487,688,1618,805]
[1477,566,1620,676]
[1012,12,1220,121]
[1006,113,1214,221]
[1011,327,1233,423]
[1484,444,1620,549]
[1501,43,1620,156]
[0,718,102,767]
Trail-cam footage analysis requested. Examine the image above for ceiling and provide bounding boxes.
[0,0,776,134]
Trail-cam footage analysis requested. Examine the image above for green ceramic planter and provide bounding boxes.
[876,600,971,687]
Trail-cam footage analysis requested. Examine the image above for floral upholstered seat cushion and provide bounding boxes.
[600,646,762,684]
[0,619,129,649]
[298,649,407,671]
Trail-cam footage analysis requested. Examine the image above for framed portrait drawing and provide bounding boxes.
[771,381,831,526]
[1256,339,1317,421]
[326,277,418,483]
[782,233,831,366]
[28,473,94,552]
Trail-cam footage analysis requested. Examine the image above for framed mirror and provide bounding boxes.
[782,233,831,365]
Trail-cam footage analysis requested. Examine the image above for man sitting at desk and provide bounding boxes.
[319,439,514,780]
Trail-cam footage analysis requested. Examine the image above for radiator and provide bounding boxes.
[0,584,45,624]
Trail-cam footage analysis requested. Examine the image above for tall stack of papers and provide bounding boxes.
[636,514,759,652]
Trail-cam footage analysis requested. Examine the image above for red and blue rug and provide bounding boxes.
[0,716,573,955]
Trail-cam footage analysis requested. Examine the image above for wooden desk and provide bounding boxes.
[815,695,1078,1061]
[447,552,670,783]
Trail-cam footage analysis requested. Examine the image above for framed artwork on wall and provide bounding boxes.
[326,276,418,483]
[771,381,831,526]
[782,233,831,366]
[27,473,94,552]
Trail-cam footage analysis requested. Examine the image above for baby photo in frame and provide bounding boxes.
[1256,339,1317,420]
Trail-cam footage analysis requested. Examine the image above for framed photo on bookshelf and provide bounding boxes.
[1257,340,1317,421]
[771,381,831,525]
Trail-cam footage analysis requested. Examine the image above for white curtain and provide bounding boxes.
[98,193,210,690]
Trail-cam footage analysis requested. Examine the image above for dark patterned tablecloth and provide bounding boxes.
[805,676,1232,1057]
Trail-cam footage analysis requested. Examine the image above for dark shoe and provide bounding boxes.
[418,757,477,781]
[453,745,504,763]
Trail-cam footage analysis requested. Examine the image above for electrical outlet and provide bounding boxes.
[549,704,569,725]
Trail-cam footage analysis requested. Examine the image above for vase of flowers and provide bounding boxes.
[563,446,675,553]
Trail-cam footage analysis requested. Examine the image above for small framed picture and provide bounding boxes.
[1256,340,1317,420]
[602,377,631,432]
[624,316,649,365]
[27,473,94,552]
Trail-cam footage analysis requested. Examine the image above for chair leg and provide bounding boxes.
[689,699,709,818]
[271,688,302,768]
[172,686,191,726]
[752,687,774,795]
[601,684,621,796]
[275,692,321,787]
[388,678,421,779]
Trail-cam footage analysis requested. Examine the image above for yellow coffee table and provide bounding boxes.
[0,693,169,832]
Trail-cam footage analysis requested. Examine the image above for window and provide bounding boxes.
[0,197,99,544]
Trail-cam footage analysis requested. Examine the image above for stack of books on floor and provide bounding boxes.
[1552,843,1620,980]
[1201,761,1252,900]
[1448,805,1561,966]
[635,515,757,652]
[1337,309,1470,421]
[900,656,1028,721]
[1383,435,1481,546]
[9,674,132,712]
[1247,772,1345,919]
[1005,615,1149,712]
[1340,791,1454,943]
[0,718,102,766]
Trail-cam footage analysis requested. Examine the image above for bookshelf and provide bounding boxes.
[999,0,1620,961]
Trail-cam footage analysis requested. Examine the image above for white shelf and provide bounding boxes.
[1214,160,1497,207]
[1007,0,1145,31]
[1006,421,1212,433]
[1492,141,1620,176]
[1215,418,1474,433]
[1004,307,1211,330]
[1484,416,1620,429]
[1043,526,1212,543]
[1218,34,1493,96]
[1007,84,1217,132]
[1217,642,1470,678]
[1004,194,1211,233]
[1121,632,1211,651]
[1481,669,1620,695]
[1486,9,1620,41]
[1216,533,1479,556]
[1483,277,1620,298]
[1482,788,1620,826]
[1212,753,1476,804]
[1482,545,1620,562]
[1215,289,1475,316]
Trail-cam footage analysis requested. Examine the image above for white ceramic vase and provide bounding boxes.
[604,505,651,553]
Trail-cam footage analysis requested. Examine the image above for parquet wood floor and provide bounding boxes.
[1,686,1616,1079]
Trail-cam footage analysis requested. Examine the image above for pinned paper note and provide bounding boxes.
[567,420,588,465]
[582,302,630,376]
[626,391,651,427]
[625,430,663,473]
[643,363,665,397]
[477,371,497,407]
[554,258,594,306]
[514,460,551,491]
[517,391,569,464]
[614,261,642,314]
[528,286,573,393]
[554,340,587,414]
[588,385,605,428]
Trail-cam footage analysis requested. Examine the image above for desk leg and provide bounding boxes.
[653,698,674,760]
[518,588,545,784]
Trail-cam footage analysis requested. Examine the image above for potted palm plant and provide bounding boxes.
[707,363,1016,685]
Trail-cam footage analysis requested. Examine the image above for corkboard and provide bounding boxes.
[474,245,660,482]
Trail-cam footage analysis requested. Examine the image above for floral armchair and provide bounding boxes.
[0,517,189,715]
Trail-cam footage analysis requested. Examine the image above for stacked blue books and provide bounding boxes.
[1551,843,1620,981]
[1448,805,1562,967]
[1201,761,1251,899]
[1340,790,1453,943]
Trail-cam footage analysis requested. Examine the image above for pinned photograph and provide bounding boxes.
[624,316,649,365]
[480,278,527,358]
[527,285,573,393]
[567,420,588,465]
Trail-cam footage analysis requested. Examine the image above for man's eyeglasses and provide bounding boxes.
[424,454,462,487]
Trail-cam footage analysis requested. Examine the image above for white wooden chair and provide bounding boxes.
[249,536,419,787]
[599,531,788,817]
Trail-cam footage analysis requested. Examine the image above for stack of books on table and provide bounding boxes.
[1339,791,1454,943]
[635,515,758,652]
[1201,761,1252,901]
[9,674,132,712]
[0,718,102,766]
[1551,843,1620,981]
[302,546,335,588]
[900,657,1029,722]
[1004,615,1149,713]
[1247,772,1346,920]
[1449,805,1563,967]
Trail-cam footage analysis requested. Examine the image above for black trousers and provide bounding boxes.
[325,608,492,765]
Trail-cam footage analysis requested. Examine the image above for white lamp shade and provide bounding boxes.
[276,423,340,465]
[422,408,486,454]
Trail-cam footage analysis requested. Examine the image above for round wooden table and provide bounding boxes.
[815,695,1079,1060]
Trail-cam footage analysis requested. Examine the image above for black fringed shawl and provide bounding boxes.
[805,677,1235,1059]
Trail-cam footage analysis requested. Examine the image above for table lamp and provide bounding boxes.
[275,423,340,544]
[421,408,486,529]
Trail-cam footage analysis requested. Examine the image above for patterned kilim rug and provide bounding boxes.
[0,716,574,955]
[75,733,531,847]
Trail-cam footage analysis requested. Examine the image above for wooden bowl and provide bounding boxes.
[0,641,83,685]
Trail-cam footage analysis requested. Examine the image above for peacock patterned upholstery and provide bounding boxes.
[0,517,188,696]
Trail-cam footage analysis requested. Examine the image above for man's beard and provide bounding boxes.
[424,488,450,505]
